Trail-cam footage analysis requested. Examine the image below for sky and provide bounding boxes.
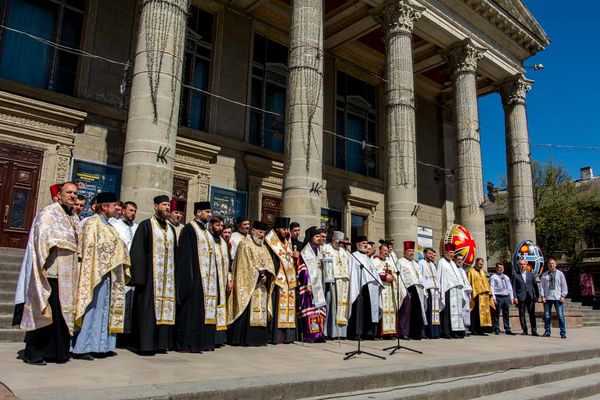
[478,1,600,186]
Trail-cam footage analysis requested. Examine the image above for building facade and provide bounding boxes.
[0,0,548,260]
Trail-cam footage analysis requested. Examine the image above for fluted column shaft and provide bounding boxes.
[500,75,536,251]
[121,0,188,219]
[282,0,324,229]
[447,40,488,263]
[380,0,424,245]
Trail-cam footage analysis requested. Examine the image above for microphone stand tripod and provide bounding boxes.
[344,252,385,361]
[383,267,423,355]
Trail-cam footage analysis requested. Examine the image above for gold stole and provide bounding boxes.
[374,257,396,334]
[468,267,495,327]
[425,261,441,325]
[75,215,130,333]
[150,217,176,325]
[265,230,296,329]
[190,221,221,327]
[334,248,350,325]
[212,235,229,331]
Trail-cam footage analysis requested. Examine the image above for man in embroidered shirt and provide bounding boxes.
[540,258,568,339]
[129,195,177,354]
[489,263,515,335]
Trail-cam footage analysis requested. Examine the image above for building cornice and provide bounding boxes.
[462,0,549,56]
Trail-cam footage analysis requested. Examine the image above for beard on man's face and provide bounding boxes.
[251,233,264,246]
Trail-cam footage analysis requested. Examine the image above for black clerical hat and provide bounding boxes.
[194,201,211,212]
[154,195,170,204]
[273,216,291,229]
[236,215,250,225]
[354,235,368,243]
[97,192,117,204]
[252,220,269,231]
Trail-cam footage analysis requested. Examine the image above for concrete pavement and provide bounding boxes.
[0,327,599,400]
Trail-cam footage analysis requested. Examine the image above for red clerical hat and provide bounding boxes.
[170,198,187,212]
[403,241,416,250]
[49,183,60,198]
[444,242,456,252]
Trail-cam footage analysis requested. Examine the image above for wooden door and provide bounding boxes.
[261,195,281,225]
[0,144,43,248]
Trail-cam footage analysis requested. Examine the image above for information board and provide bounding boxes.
[209,186,248,227]
[72,160,122,218]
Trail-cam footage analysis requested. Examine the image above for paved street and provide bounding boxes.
[1,327,599,400]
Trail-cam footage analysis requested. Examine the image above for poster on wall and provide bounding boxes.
[321,208,343,237]
[209,186,248,227]
[417,226,434,260]
[71,160,122,218]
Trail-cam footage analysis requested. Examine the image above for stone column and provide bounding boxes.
[120,0,188,220]
[282,0,324,229]
[446,40,488,263]
[379,0,424,245]
[499,74,536,251]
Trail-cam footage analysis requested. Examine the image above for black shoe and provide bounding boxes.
[73,353,94,361]
[442,335,452,339]
[521,331,528,336]
[542,332,551,337]
[478,332,488,336]
[531,331,539,337]
[494,331,500,335]
[561,334,567,339]
[506,331,516,335]
[24,357,46,366]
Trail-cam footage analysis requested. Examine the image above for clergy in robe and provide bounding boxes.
[14,182,79,365]
[418,247,441,338]
[454,254,473,335]
[296,227,327,342]
[175,201,225,352]
[348,236,383,340]
[321,231,351,339]
[468,257,495,335]
[167,198,186,241]
[227,221,276,346]
[395,241,427,340]
[208,215,230,346]
[111,201,138,337]
[437,243,465,339]
[72,192,130,360]
[129,195,176,354]
[265,217,297,344]
[372,244,402,337]
[229,216,251,260]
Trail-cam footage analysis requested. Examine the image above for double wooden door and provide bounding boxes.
[0,143,43,248]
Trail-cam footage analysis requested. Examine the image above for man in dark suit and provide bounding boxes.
[512,259,539,336]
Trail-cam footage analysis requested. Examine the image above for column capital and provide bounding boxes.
[445,39,486,77]
[499,74,534,107]
[378,0,425,39]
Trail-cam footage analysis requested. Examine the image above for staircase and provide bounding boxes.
[572,299,600,327]
[0,247,24,342]
[300,350,600,400]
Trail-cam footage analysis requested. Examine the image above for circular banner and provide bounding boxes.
[513,240,544,276]
[442,224,477,266]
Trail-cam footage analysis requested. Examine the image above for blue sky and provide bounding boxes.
[478,1,600,186]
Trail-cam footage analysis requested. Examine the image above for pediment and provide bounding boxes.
[493,0,549,45]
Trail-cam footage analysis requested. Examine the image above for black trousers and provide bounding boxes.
[493,295,512,333]
[518,295,537,334]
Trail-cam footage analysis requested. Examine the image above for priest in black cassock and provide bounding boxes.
[227,221,276,346]
[129,195,177,355]
[175,201,226,352]
[265,217,297,344]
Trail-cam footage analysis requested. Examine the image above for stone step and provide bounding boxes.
[300,358,600,400]
[0,303,14,314]
[0,248,26,257]
[0,253,25,264]
[0,270,19,281]
[0,280,17,292]
[0,292,15,302]
[584,322,600,327]
[0,328,23,342]
[476,372,600,400]
[0,314,16,329]
[0,262,21,272]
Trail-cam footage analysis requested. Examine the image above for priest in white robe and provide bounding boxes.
[395,241,427,340]
[437,243,466,339]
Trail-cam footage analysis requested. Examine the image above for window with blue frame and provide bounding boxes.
[335,71,378,177]
[0,0,85,95]
[249,34,288,153]
[180,7,213,131]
